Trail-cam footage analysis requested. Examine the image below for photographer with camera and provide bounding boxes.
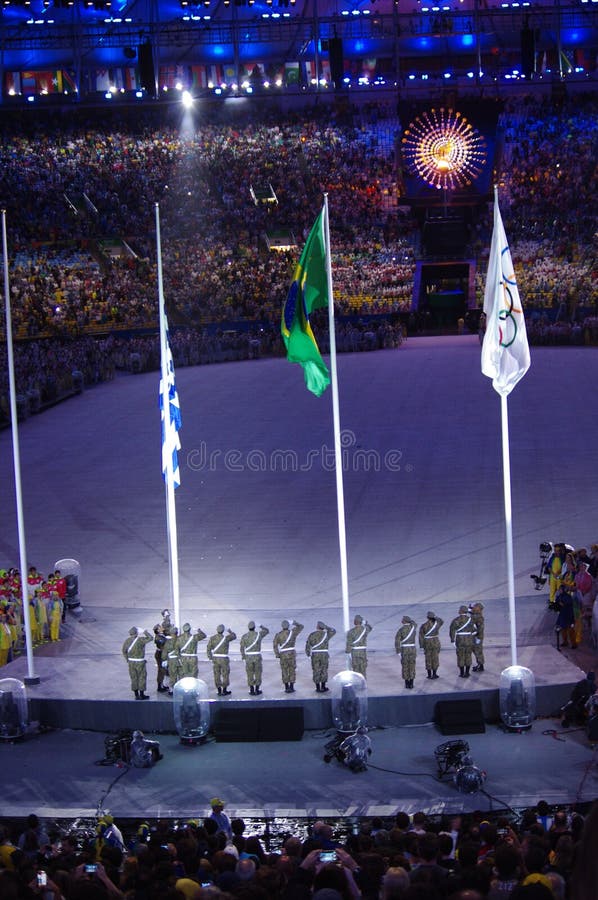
[71,861,124,898]
[300,846,362,900]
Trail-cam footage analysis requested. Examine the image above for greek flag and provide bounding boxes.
[160,330,182,488]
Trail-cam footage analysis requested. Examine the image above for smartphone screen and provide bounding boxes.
[319,850,337,863]
[37,871,47,886]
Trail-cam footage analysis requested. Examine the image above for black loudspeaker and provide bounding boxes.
[328,37,344,86]
[213,708,258,742]
[259,706,304,741]
[435,699,485,735]
[213,706,304,742]
[138,41,155,92]
[520,27,535,78]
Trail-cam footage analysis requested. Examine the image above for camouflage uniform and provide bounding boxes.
[160,631,177,692]
[206,625,236,695]
[470,603,485,672]
[122,627,153,699]
[305,622,336,692]
[177,623,207,679]
[161,610,174,635]
[345,615,372,677]
[395,616,417,688]
[153,625,167,692]
[419,611,444,679]
[240,622,269,695]
[167,627,182,688]
[273,620,304,693]
[449,606,475,677]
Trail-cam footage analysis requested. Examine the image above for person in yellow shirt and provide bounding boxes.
[49,596,62,641]
[548,544,566,606]
[0,611,12,666]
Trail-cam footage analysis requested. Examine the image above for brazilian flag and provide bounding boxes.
[281,207,331,397]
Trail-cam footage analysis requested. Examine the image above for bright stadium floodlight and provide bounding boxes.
[181,90,194,108]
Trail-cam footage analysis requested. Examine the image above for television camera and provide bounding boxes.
[530,542,553,590]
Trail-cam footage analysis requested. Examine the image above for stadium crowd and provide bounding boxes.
[0,91,596,418]
[0,800,597,899]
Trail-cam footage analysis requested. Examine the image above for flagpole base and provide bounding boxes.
[24,675,41,686]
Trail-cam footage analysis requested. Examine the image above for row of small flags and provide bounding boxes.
[162,190,529,488]
[4,62,305,95]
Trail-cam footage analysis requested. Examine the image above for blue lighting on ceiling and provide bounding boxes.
[212,45,225,56]
[461,34,474,47]
[417,37,430,49]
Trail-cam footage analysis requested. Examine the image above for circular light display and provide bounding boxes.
[401,107,487,191]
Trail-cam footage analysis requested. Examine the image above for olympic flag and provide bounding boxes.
[481,190,530,396]
[481,188,531,669]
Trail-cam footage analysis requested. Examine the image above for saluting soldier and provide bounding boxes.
[470,602,485,673]
[161,608,174,635]
[206,624,236,695]
[305,621,336,693]
[160,628,177,693]
[153,625,168,693]
[419,611,444,680]
[166,626,182,691]
[395,615,417,689]
[450,605,475,678]
[273,619,303,693]
[177,623,207,679]
[122,626,153,700]
[345,615,372,677]
[240,621,269,695]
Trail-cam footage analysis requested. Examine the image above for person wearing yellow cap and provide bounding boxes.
[449,605,474,678]
[209,798,232,840]
[175,878,202,899]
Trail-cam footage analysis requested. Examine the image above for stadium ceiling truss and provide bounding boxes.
[0,0,596,85]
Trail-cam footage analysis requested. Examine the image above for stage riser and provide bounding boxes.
[28,681,574,734]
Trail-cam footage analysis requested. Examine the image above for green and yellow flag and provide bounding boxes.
[281,207,331,397]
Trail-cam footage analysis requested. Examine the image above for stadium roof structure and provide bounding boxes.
[0,0,596,101]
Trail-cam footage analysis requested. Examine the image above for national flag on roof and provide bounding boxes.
[160,327,182,488]
[281,207,331,397]
[481,190,530,397]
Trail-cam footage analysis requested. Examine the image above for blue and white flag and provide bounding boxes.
[160,329,182,488]
[481,191,530,396]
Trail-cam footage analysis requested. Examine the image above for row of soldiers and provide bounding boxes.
[396,604,485,688]
[122,604,485,699]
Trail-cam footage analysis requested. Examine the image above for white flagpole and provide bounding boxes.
[155,202,181,631]
[500,393,518,667]
[323,194,351,639]
[2,210,39,684]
